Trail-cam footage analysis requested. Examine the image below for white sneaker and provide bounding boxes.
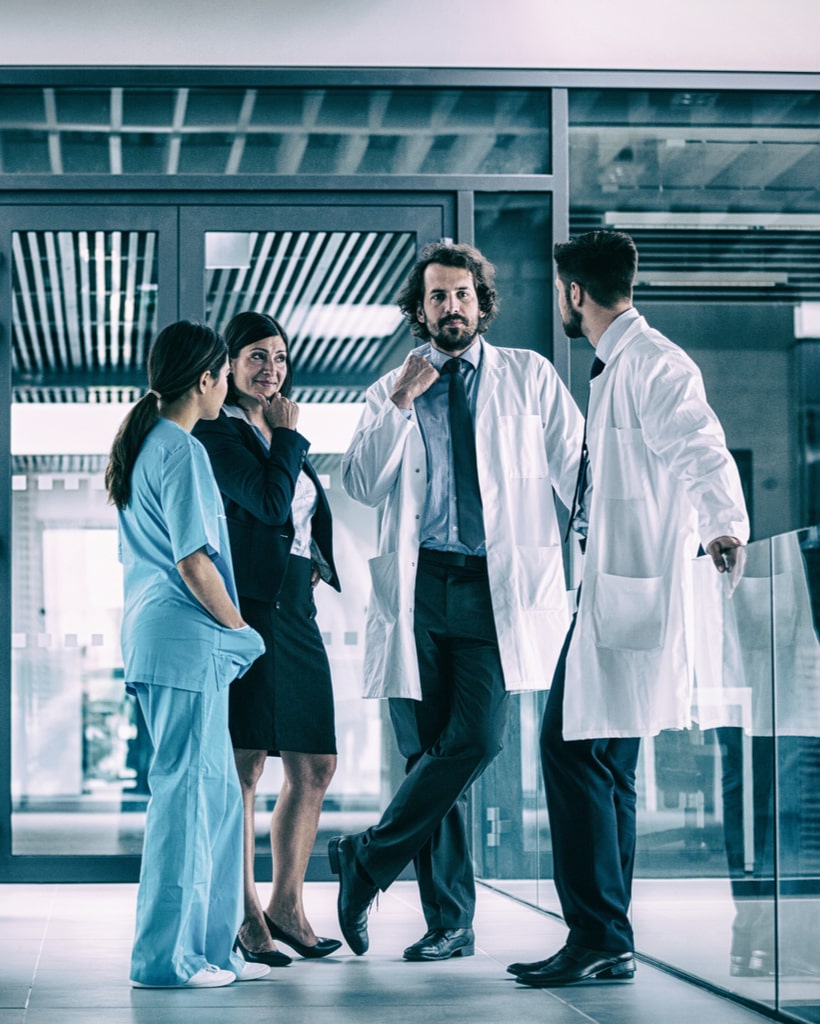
[234,960,271,982]
[131,964,236,989]
[186,965,237,987]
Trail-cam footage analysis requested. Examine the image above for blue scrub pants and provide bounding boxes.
[130,681,245,986]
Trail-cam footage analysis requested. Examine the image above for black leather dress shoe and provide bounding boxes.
[403,928,475,962]
[506,953,558,976]
[515,944,635,987]
[328,835,378,956]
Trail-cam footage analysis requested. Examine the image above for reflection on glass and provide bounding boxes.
[689,536,776,1005]
[772,528,820,1021]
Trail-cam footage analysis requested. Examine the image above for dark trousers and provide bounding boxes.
[540,618,640,953]
[356,551,509,929]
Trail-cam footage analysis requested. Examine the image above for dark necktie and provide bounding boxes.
[565,355,606,542]
[441,358,484,550]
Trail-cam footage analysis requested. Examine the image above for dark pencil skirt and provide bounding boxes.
[229,555,337,756]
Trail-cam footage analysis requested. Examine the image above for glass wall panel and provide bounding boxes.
[0,85,551,177]
[10,226,160,855]
[474,192,554,359]
[772,527,820,1022]
[631,536,776,1007]
[476,525,820,1016]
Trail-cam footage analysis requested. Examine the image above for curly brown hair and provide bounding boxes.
[396,241,500,339]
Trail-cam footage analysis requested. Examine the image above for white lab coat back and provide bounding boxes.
[342,341,584,700]
[563,316,750,740]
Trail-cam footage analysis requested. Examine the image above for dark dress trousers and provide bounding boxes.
[356,549,509,929]
[540,615,640,953]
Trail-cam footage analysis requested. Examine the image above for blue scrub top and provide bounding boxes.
[119,417,263,693]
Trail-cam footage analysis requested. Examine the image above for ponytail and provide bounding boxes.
[105,392,161,510]
[104,320,227,510]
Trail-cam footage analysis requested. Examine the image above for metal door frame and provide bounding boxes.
[0,192,451,881]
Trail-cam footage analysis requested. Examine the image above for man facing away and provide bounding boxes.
[330,241,584,961]
[511,229,750,989]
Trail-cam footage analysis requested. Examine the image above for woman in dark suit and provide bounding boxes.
[194,311,342,964]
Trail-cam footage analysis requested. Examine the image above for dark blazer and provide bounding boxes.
[194,410,340,603]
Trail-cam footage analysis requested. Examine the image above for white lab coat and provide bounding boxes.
[563,316,750,740]
[342,340,584,700]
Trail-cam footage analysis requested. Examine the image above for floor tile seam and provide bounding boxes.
[25,884,63,1013]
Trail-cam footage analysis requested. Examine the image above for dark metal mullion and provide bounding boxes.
[551,88,570,385]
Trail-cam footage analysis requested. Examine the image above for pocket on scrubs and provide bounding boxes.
[591,572,667,651]
[211,624,265,687]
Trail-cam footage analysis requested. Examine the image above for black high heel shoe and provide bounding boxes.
[264,913,342,959]
[233,935,292,967]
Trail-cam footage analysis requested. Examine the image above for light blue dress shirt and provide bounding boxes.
[413,338,485,555]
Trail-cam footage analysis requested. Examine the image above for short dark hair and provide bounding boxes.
[553,230,638,308]
[396,241,500,339]
[223,310,293,404]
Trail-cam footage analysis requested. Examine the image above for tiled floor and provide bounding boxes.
[0,881,777,1024]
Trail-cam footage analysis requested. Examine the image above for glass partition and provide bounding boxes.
[475,529,820,1022]
[771,528,820,1022]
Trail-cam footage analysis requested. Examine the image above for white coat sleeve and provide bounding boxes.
[637,352,750,546]
[541,363,585,513]
[341,376,417,508]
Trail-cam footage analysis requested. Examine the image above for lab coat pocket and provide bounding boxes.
[368,552,399,625]
[497,414,548,478]
[592,572,667,651]
[513,544,566,610]
[596,427,647,499]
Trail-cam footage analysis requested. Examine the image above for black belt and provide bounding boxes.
[418,548,487,570]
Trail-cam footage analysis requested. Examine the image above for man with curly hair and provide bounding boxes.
[330,242,584,961]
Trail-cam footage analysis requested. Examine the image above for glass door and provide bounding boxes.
[1,198,447,880]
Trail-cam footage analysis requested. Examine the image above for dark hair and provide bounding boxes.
[396,241,500,339]
[553,230,638,308]
[223,310,293,405]
[105,320,227,509]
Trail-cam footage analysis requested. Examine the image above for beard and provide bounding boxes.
[428,315,479,352]
[561,304,585,339]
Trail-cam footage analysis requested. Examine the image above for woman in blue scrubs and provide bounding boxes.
[105,321,268,989]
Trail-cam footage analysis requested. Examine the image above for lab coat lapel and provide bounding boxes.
[474,341,505,420]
